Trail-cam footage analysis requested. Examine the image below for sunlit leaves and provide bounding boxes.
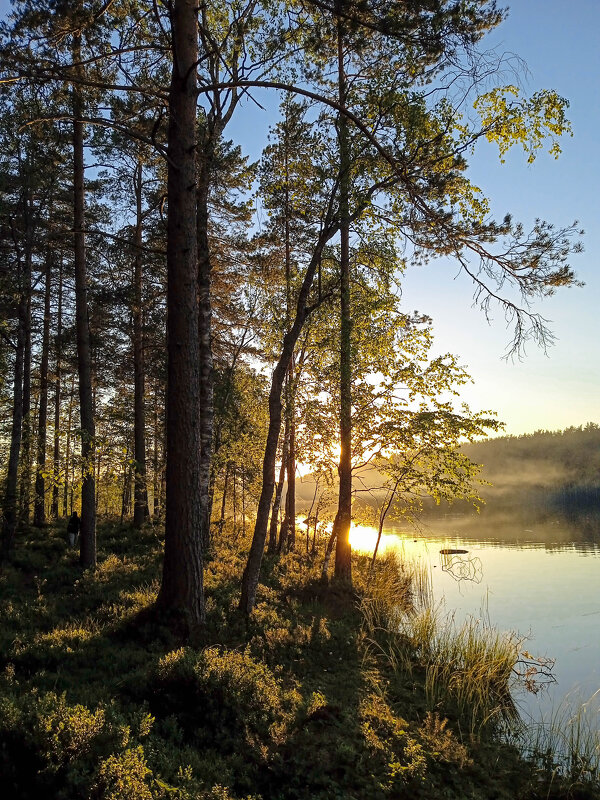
[473,86,572,164]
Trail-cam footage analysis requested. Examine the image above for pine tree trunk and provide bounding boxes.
[63,374,75,518]
[333,13,352,585]
[197,156,214,554]
[1,305,26,560]
[51,257,63,520]
[156,0,204,633]
[285,357,296,550]
[133,159,149,528]
[18,239,32,527]
[73,33,96,568]
[34,247,52,526]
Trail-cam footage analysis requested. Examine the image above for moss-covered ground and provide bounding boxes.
[0,521,597,799]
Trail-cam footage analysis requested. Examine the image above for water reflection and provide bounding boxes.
[440,551,483,584]
[350,513,600,729]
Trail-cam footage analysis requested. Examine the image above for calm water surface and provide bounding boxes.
[351,514,600,726]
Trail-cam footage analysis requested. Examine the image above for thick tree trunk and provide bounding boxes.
[197,156,214,554]
[51,257,63,520]
[1,307,26,560]
[73,38,96,569]
[156,0,204,632]
[34,247,52,526]
[333,16,352,584]
[133,160,149,528]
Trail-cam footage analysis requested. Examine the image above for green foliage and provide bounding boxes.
[152,645,291,753]
[1,522,598,800]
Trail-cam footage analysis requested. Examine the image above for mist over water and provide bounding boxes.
[352,512,600,728]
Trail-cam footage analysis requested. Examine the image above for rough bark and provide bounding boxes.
[34,247,52,526]
[1,307,26,560]
[73,33,96,568]
[133,159,149,528]
[51,257,63,520]
[197,151,214,554]
[156,0,204,632]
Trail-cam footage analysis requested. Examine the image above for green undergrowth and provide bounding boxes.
[0,521,598,800]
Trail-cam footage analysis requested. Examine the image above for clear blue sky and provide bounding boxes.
[397,0,600,436]
[2,0,596,437]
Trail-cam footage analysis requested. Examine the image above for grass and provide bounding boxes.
[0,521,598,799]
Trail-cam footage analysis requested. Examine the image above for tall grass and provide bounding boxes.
[520,690,600,788]
[360,552,520,737]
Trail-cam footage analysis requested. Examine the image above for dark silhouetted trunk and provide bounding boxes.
[133,159,149,528]
[63,374,75,518]
[18,224,32,527]
[73,34,96,568]
[51,257,63,520]
[1,306,26,560]
[284,358,296,550]
[156,0,204,632]
[34,247,52,526]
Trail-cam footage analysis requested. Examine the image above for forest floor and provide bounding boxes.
[0,520,598,800]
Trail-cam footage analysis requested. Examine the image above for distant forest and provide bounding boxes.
[446,423,600,519]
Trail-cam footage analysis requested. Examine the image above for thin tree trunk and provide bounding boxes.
[51,257,63,520]
[232,467,237,532]
[268,420,288,554]
[285,357,296,550]
[370,480,400,573]
[73,32,96,568]
[133,159,149,528]
[218,463,230,535]
[34,247,52,526]
[1,309,26,560]
[63,374,75,518]
[333,12,352,585]
[241,470,246,537]
[156,0,204,632]
[18,245,32,528]
[239,231,332,615]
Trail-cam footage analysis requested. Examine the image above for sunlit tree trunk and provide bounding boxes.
[197,147,214,554]
[269,420,288,554]
[156,0,204,632]
[333,9,352,584]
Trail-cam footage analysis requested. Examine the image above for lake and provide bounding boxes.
[350,513,600,729]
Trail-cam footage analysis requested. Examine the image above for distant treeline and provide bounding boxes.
[435,423,600,519]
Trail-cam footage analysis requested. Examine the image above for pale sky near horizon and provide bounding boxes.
[2,0,597,438]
